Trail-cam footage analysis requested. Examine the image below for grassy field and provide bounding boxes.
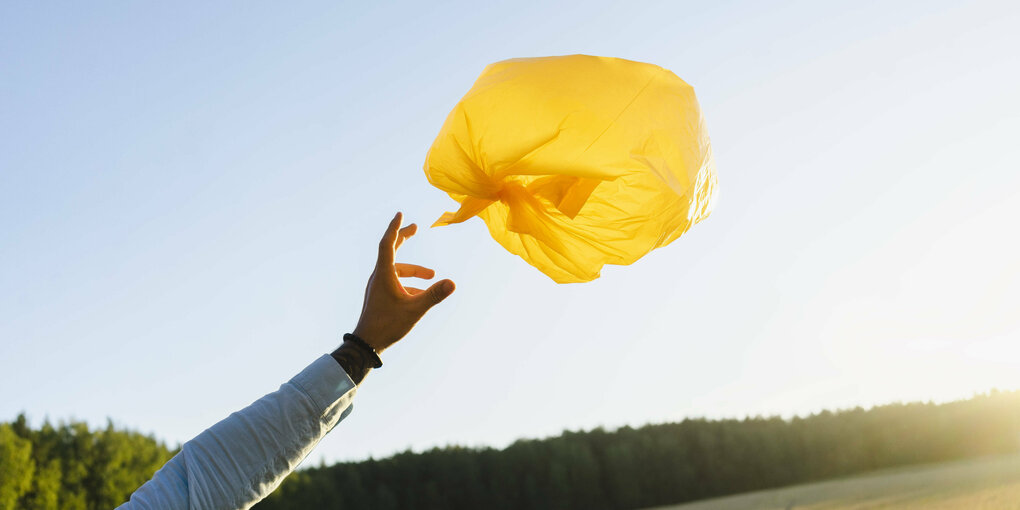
[648,454,1020,510]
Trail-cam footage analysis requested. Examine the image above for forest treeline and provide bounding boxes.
[255,390,1020,510]
[0,415,174,510]
[1,391,1017,510]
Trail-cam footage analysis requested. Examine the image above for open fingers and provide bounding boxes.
[395,263,435,279]
[394,223,418,251]
[377,212,402,268]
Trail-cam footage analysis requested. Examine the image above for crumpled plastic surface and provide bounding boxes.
[425,55,717,283]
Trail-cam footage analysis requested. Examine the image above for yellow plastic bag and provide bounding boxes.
[425,55,717,283]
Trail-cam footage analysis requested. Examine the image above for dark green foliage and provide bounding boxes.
[255,391,1020,510]
[0,416,175,510]
[1,392,1017,509]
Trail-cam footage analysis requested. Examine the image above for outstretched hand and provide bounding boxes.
[352,212,455,353]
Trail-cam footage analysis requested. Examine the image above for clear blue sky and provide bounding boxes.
[2,1,1018,466]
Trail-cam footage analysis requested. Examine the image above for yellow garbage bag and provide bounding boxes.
[425,55,717,283]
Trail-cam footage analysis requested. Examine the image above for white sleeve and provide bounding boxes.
[118,354,358,510]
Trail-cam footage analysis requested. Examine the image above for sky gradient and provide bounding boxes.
[2,0,1018,466]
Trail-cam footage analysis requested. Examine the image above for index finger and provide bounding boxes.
[377,212,402,268]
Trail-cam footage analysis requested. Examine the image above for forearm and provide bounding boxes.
[119,354,358,510]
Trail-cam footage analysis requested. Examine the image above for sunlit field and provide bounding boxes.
[649,454,1020,510]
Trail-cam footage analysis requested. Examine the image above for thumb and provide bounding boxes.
[414,279,455,312]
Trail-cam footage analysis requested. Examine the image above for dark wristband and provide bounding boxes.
[343,333,383,368]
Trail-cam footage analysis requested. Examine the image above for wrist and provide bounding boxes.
[343,333,383,367]
[352,325,388,353]
[330,340,377,385]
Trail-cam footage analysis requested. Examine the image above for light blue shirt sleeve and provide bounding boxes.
[118,354,358,510]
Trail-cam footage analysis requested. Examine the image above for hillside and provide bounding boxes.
[2,391,1017,509]
[256,390,1020,510]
